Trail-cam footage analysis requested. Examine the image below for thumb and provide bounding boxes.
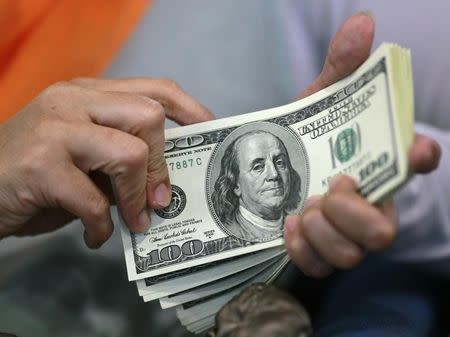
[144,118,172,210]
[409,133,441,174]
[300,12,375,99]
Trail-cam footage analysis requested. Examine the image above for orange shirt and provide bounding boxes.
[0,0,151,122]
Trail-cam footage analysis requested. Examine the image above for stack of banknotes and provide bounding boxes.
[117,43,414,334]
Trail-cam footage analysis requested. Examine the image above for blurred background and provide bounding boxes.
[1,1,450,336]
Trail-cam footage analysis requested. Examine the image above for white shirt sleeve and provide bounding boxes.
[385,122,450,275]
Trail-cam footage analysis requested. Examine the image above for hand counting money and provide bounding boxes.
[116,43,414,333]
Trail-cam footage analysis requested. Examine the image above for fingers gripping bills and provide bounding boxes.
[117,44,414,333]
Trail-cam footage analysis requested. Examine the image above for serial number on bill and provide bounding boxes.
[168,158,202,170]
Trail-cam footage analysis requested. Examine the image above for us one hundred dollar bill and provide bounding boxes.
[119,43,413,283]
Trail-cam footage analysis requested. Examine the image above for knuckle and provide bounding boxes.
[160,78,183,93]
[302,209,321,233]
[20,143,54,178]
[323,192,359,221]
[327,191,353,207]
[138,99,165,129]
[289,238,334,278]
[69,77,91,86]
[119,187,146,213]
[122,139,149,169]
[336,247,364,269]
[86,195,109,225]
[37,81,82,114]
[40,81,75,100]
[323,193,342,211]
[339,175,356,187]
[159,78,184,108]
[147,152,168,177]
[366,224,396,250]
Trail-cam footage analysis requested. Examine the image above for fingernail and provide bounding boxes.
[137,209,151,232]
[154,183,171,207]
[360,10,375,22]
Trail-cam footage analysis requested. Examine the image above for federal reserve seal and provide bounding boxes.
[155,185,187,219]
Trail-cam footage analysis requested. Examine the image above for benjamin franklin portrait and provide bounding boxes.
[208,122,309,243]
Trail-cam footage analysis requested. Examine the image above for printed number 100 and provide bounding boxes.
[146,239,204,266]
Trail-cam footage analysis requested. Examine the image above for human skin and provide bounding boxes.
[234,132,290,220]
[284,12,441,278]
[0,13,440,265]
[0,78,213,248]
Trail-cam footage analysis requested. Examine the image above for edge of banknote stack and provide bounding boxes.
[114,42,414,334]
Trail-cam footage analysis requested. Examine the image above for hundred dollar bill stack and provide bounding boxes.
[116,43,414,334]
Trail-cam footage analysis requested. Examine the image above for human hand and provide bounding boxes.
[284,12,441,277]
[0,78,213,248]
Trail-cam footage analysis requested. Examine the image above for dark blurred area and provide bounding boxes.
[0,236,195,337]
